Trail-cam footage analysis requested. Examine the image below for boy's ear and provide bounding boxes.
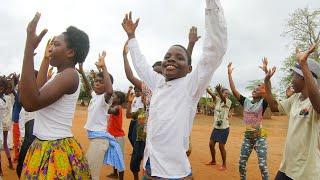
[188,65,192,73]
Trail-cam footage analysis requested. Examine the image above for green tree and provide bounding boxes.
[280,7,320,91]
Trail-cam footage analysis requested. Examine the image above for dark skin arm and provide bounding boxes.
[36,38,51,88]
[187,26,201,56]
[77,63,93,96]
[108,105,120,116]
[261,57,279,112]
[95,51,113,102]
[297,44,320,113]
[206,88,216,101]
[227,62,241,101]
[125,92,135,118]
[123,41,143,89]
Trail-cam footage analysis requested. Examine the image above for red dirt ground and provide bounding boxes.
[2,105,288,180]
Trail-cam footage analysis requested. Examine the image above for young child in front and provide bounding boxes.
[122,0,227,178]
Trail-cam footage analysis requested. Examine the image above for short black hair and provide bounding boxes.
[134,86,141,92]
[96,72,114,84]
[0,76,8,90]
[172,44,192,65]
[152,61,162,68]
[63,26,90,64]
[114,91,126,105]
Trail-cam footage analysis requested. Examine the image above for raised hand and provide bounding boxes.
[189,26,201,44]
[123,41,129,56]
[44,38,52,59]
[26,12,48,50]
[95,51,107,70]
[127,91,135,102]
[264,66,276,81]
[47,66,55,79]
[76,63,84,74]
[259,57,268,74]
[296,44,317,65]
[90,70,97,79]
[227,62,234,75]
[215,84,222,92]
[122,12,139,39]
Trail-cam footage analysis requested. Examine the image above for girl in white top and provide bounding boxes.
[19,13,91,179]
[78,51,114,180]
[122,0,228,178]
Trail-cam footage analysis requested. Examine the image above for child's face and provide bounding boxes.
[285,86,294,98]
[5,83,13,95]
[291,71,305,93]
[112,93,120,105]
[162,46,191,81]
[93,76,105,94]
[153,65,162,74]
[252,84,264,98]
[222,89,229,98]
[49,34,74,67]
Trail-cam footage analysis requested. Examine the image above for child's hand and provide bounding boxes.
[259,57,268,74]
[189,26,201,44]
[90,70,97,79]
[227,62,234,75]
[26,12,48,50]
[47,66,55,79]
[44,38,52,60]
[122,12,139,39]
[215,84,222,93]
[127,92,135,103]
[264,66,276,81]
[95,51,106,70]
[296,44,317,65]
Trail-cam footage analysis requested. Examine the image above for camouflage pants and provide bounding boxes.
[239,136,269,180]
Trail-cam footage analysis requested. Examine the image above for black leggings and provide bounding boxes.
[274,171,293,180]
[16,120,36,178]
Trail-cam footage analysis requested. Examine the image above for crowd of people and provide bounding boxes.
[0,0,319,179]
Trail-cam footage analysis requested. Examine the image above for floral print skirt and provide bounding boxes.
[21,137,91,180]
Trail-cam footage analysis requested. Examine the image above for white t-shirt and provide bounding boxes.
[213,96,232,129]
[84,92,112,132]
[131,96,144,113]
[19,107,35,137]
[278,93,320,180]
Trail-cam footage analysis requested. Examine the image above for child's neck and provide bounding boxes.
[252,97,262,103]
[57,63,75,73]
[300,87,309,100]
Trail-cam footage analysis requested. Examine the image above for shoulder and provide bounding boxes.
[52,68,79,94]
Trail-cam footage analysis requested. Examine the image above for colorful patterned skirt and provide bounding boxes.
[21,137,91,179]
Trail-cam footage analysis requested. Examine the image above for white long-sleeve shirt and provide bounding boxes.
[128,0,227,178]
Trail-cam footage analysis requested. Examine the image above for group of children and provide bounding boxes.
[0,0,318,179]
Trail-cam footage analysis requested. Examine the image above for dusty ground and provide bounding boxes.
[2,105,288,180]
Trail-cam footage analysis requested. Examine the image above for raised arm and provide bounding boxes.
[187,26,201,56]
[187,0,228,99]
[215,84,226,103]
[122,12,161,91]
[227,63,241,101]
[261,58,279,112]
[206,88,216,101]
[36,38,52,88]
[77,63,92,95]
[123,41,143,89]
[296,44,320,113]
[95,51,113,102]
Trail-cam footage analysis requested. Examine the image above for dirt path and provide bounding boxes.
[2,106,288,179]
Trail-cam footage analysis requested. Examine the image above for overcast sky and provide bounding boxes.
[0,0,319,95]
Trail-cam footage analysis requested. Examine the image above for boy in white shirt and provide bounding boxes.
[78,51,114,180]
[121,0,227,178]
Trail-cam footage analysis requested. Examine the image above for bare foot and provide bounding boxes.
[205,161,216,165]
[218,165,227,171]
